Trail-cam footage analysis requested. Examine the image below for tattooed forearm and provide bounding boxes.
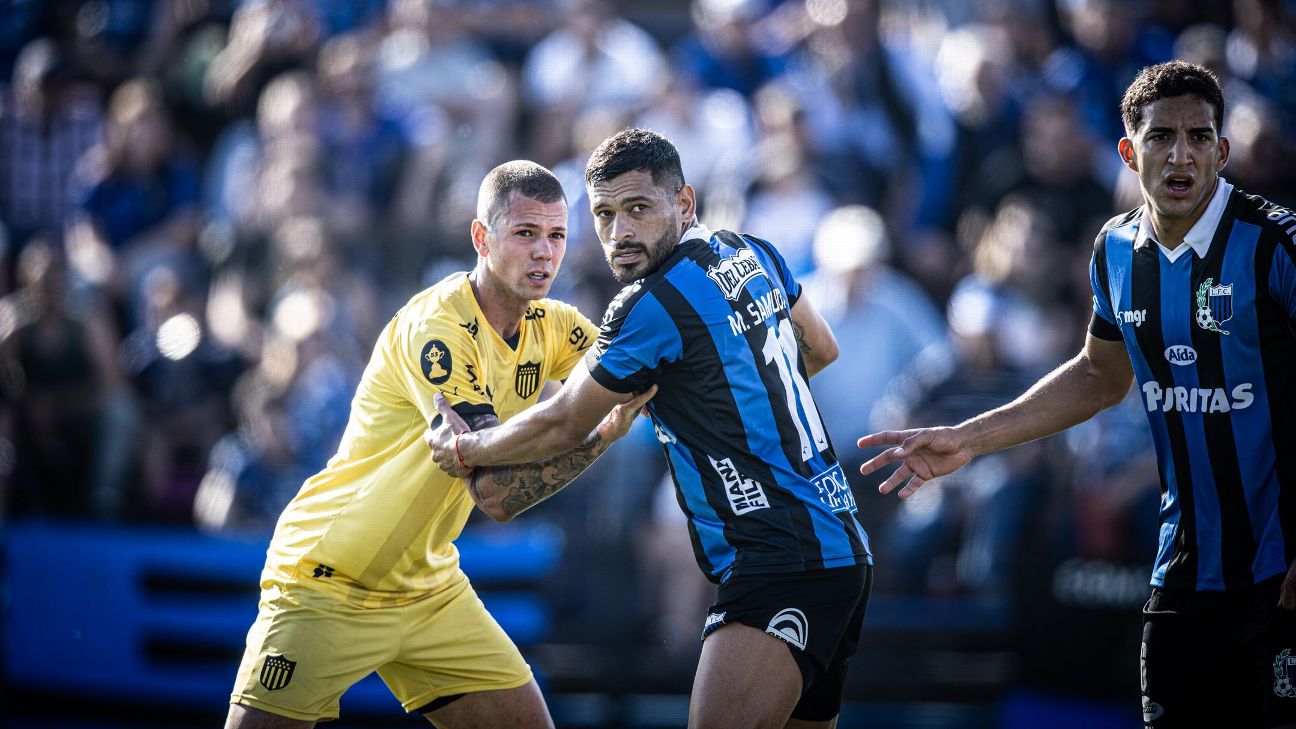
[473,431,613,520]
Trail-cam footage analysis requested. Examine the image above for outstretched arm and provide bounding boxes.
[431,386,655,521]
[858,333,1133,499]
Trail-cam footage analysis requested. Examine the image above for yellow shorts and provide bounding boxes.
[229,572,533,721]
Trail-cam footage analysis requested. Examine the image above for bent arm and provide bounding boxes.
[468,432,616,521]
[957,333,1133,457]
[451,384,650,521]
[789,295,839,377]
[459,363,630,468]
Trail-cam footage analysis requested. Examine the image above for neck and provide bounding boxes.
[468,269,527,340]
[1149,177,1218,250]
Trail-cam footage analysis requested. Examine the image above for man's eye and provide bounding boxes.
[517,230,533,237]
[631,204,647,213]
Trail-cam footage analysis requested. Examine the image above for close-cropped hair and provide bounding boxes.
[584,128,686,192]
[1120,60,1225,135]
[476,160,566,226]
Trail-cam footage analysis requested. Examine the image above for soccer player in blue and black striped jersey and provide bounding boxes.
[860,61,1296,728]
[427,128,872,729]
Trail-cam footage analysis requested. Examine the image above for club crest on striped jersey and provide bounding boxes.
[1195,278,1232,335]
[707,248,765,301]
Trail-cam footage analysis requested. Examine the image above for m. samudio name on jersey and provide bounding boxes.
[1141,381,1254,413]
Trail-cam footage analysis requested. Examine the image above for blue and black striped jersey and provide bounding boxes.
[1090,181,1296,591]
[585,226,872,582]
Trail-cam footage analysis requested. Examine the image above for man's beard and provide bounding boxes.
[606,229,676,284]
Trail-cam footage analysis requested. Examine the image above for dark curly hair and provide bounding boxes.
[1120,61,1225,136]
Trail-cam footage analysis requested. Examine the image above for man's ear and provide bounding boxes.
[470,219,490,257]
[1217,136,1230,172]
[677,184,697,224]
[1118,137,1138,171]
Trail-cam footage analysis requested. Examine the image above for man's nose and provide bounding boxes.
[609,214,634,242]
[1168,135,1193,166]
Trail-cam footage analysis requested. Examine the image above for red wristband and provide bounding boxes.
[453,433,469,470]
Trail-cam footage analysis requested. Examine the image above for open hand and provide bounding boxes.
[596,386,657,442]
[857,427,973,499]
[425,392,474,478]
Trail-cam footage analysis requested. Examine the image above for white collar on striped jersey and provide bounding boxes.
[1134,178,1233,263]
[680,221,712,245]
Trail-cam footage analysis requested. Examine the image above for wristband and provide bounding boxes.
[454,433,469,471]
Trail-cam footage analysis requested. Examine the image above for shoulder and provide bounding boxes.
[1230,188,1296,246]
[392,272,478,342]
[1093,207,1142,250]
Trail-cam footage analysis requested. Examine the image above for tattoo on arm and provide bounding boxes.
[458,412,498,508]
[792,319,813,356]
[476,432,612,518]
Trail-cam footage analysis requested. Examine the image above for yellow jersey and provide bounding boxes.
[262,273,597,607]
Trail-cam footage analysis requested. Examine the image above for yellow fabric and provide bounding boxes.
[230,574,533,720]
[260,272,596,607]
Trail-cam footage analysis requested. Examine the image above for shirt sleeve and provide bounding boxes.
[584,286,683,394]
[1270,239,1296,323]
[1088,237,1122,341]
[394,314,496,427]
[547,301,600,381]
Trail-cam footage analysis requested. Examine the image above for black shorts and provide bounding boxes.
[701,564,872,722]
[1141,575,1296,728]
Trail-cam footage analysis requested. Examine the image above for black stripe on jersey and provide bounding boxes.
[650,270,826,571]
[1251,201,1296,567]
[1089,231,1123,341]
[1131,244,1199,587]
[1192,202,1255,586]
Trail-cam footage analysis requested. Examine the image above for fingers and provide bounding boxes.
[622,385,658,412]
[876,461,910,494]
[875,462,929,500]
[859,445,904,476]
[856,430,909,450]
[433,392,470,434]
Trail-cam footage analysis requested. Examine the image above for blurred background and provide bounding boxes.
[1,0,1294,727]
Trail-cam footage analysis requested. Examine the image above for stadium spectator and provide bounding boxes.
[0,236,135,519]
[802,205,946,488]
[0,39,103,251]
[65,78,202,327]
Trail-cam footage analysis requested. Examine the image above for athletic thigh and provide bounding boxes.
[230,583,401,723]
[690,621,804,729]
[380,576,537,715]
[420,679,553,729]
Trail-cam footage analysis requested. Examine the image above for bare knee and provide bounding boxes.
[224,703,316,729]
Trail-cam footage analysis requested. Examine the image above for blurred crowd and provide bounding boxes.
[1,0,1295,646]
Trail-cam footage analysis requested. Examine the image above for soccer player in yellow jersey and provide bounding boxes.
[225,161,655,729]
